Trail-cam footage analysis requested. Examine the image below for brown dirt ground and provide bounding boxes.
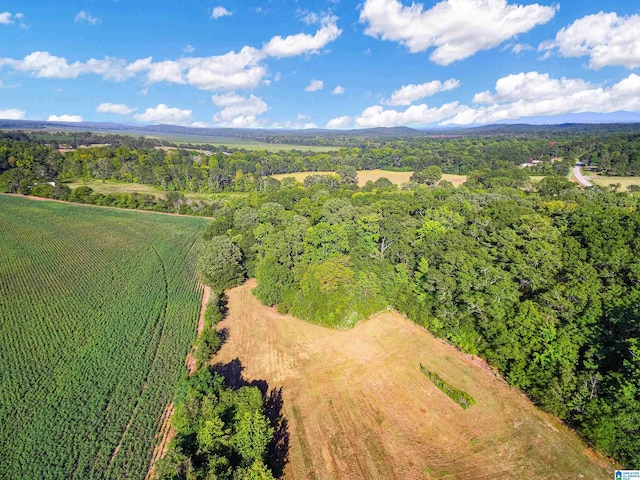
[214,280,616,480]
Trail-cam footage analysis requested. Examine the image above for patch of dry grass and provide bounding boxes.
[214,280,615,480]
[270,169,468,187]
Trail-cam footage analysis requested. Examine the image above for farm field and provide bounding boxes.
[0,195,207,479]
[270,169,468,187]
[214,280,615,480]
[149,136,342,152]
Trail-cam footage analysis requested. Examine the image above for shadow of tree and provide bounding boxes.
[212,358,289,478]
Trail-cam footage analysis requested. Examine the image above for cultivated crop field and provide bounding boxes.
[215,280,615,479]
[0,195,207,479]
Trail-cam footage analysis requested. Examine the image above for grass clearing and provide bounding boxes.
[585,173,640,189]
[66,179,165,197]
[0,195,207,479]
[214,280,615,479]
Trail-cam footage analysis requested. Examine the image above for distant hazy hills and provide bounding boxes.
[1,118,640,141]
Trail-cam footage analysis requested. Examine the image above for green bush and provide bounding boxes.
[420,364,476,410]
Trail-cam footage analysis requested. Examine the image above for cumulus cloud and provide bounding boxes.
[183,45,195,53]
[211,92,268,127]
[74,10,101,25]
[96,102,136,115]
[360,0,556,65]
[48,114,83,122]
[382,78,459,106]
[263,15,341,58]
[326,115,352,128]
[133,104,193,125]
[0,108,25,119]
[472,72,591,104]
[211,6,232,19]
[355,102,463,127]
[332,85,345,94]
[0,19,342,92]
[443,72,640,125]
[539,12,640,69]
[305,79,324,92]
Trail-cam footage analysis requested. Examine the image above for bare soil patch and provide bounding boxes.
[214,280,615,480]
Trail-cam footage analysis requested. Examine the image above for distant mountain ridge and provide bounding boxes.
[1,118,640,141]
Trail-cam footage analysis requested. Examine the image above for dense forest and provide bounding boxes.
[2,130,640,468]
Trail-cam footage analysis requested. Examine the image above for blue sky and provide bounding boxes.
[1,0,640,128]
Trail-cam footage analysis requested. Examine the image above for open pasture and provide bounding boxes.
[213,280,615,479]
[0,195,207,479]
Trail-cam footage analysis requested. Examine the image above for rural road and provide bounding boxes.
[573,165,593,187]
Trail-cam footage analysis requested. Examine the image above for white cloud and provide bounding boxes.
[472,72,591,104]
[48,114,83,122]
[0,19,343,92]
[332,85,345,94]
[263,15,342,58]
[0,51,133,81]
[360,0,556,65]
[297,114,310,120]
[512,43,533,54]
[191,121,211,128]
[355,102,463,127]
[96,103,137,115]
[539,12,640,69]
[305,79,324,92]
[0,108,25,119]
[270,119,318,129]
[0,11,14,24]
[326,115,352,128]
[74,10,101,25]
[443,72,640,125]
[183,45,195,53]
[0,11,25,27]
[211,6,232,19]
[133,104,193,125]
[211,92,268,127]
[382,78,459,106]
[299,11,321,25]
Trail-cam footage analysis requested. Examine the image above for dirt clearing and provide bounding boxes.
[214,280,614,480]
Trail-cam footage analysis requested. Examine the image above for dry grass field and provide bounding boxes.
[214,280,615,480]
[270,170,467,187]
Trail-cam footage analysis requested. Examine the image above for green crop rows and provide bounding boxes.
[0,196,207,479]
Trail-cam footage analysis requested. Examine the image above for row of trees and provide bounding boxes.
[156,246,278,479]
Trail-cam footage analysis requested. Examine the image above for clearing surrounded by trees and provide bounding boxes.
[213,280,615,480]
